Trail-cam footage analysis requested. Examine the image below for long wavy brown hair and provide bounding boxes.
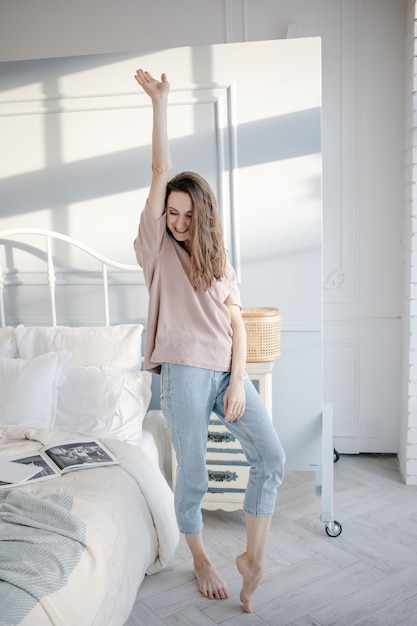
[165,171,227,290]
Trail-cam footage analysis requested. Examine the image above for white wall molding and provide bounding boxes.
[323,0,361,304]
[324,267,347,290]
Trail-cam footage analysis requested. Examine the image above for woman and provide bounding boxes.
[134,69,285,614]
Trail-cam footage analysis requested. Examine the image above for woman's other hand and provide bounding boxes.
[224,380,246,422]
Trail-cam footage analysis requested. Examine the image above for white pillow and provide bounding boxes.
[15,324,143,370]
[0,327,18,358]
[0,352,71,429]
[55,365,152,444]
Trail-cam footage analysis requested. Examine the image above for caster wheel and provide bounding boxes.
[325,520,342,537]
[333,448,340,462]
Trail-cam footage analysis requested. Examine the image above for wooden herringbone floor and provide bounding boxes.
[125,454,417,625]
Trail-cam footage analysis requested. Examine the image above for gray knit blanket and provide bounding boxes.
[0,489,86,626]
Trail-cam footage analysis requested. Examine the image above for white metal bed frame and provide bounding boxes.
[0,228,342,537]
[0,228,142,328]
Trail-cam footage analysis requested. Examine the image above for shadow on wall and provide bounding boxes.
[0,108,320,220]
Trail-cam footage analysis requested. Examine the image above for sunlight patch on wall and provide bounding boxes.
[239,154,321,257]
[60,106,144,163]
[2,116,45,176]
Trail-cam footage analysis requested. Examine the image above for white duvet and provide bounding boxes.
[0,425,179,626]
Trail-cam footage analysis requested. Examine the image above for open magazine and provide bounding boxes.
[0,439,119,488]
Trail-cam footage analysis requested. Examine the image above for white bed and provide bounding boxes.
[0,231,179,626]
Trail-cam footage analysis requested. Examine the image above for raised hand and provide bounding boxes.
[134,69,170,99]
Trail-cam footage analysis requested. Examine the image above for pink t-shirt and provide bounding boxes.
[134,201,241,373]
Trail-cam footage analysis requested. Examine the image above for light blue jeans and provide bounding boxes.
[161,363,285,534]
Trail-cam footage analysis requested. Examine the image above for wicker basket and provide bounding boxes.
[242,307,281,362]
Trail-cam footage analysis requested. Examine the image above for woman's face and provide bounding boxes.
[166,190,193,242]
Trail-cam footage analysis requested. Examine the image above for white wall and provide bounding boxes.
[0,1,408,475]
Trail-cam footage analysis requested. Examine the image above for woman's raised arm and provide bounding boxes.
[134,69,172,218]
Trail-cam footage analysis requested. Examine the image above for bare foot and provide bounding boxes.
[236,552,263,613]
[193,561,229,600]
